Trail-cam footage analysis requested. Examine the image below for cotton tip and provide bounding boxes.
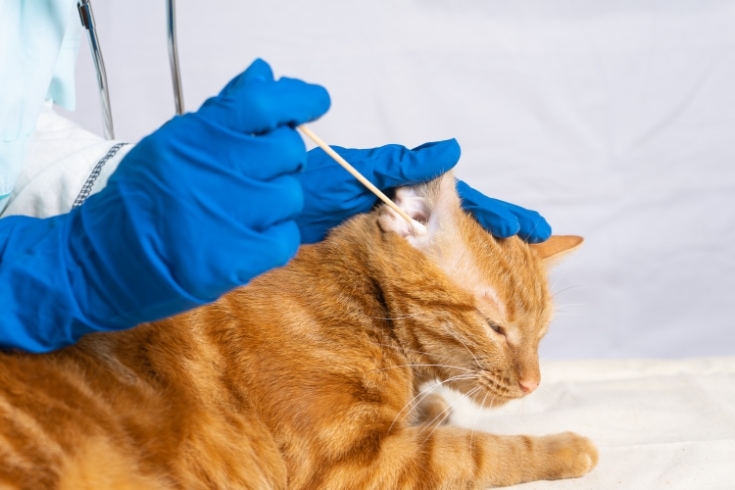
[411,220,428,236]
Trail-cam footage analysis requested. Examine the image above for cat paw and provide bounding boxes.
[536,432,598,480]
[412,392,451,426]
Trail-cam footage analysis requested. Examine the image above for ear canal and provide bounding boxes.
[530,235,584,263]
[377,171,459,244]
[377,186,431,239]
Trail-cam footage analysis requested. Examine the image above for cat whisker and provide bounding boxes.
[371,344,476,375]
[368,363,473,374]
[445,330,483,370]
[534,382,556,398]
[418,386,484,447]
[525,215,543,241]
[470,390,491,448]
[551,284,582,299]
[550,304,589,320]
[548,265,571,292]
[372,342,438,359]
[388,373,477,434]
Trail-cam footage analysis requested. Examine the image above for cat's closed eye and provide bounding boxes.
[487,320,506,337]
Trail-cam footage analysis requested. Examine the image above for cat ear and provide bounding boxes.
[530,235,584,264]
[377,172,459,248]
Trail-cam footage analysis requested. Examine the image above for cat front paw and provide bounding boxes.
[535,432,598,480]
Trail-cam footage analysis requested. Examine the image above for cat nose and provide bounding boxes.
[518,378,539,394]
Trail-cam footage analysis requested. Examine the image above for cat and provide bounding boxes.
[0,171,597,489]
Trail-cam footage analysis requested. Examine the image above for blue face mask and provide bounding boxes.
[0,0,81,213]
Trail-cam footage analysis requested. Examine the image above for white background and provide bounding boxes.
[63,0,735,361]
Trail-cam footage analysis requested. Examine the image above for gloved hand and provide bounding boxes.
[456,181,551,243]
[296,139,551,243]
[0,59,329,352]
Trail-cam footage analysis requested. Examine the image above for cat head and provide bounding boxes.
[372,172,582,406]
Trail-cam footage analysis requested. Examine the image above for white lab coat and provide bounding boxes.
[0,0,125,216]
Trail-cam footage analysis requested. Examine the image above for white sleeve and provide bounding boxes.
[0,0,81,213]
[0,103,131,219]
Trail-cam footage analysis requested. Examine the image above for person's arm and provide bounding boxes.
[0,59,329,352]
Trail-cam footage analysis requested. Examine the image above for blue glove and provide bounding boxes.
[456,181,551,243]
[0,59,329,352]
[296,139,551,243]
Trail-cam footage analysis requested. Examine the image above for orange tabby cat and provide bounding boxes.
[0,172,596,489]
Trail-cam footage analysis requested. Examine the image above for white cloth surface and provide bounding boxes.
[436,357,735,489]
[1,103,129,218]
[62,0,735,360]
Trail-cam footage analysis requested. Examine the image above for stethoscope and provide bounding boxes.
[77,0,184,140]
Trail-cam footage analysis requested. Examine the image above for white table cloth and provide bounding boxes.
[439,358,735,489]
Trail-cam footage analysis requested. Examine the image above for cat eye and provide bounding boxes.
[487,320,506,337]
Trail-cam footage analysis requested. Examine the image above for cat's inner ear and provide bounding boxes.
[530,235,584,264]
[377,187,431,242]
[377,173,460,247]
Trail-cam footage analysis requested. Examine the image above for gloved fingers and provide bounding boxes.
[297,214,340,244]
[231,220,302,282]
[468,202,522,238]
[173,218,301,300]
[496,201,552,243]
[227,126,308,180]
[456,179,488,209]
[296,193,368,244]
[240,76,330,133]
[456,180,552,241]
[158,174,303,298]
[301,147,370,201]
[167,114,308,181]
[199,59,330,135]
[456,180,520,238]
[218,58,275,95]
[369,138,462,189]
[241,127,308,178]
[210,174,304,231]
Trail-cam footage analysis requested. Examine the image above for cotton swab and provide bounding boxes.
[297,125,428,236]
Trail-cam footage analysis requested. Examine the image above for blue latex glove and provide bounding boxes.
[297,139,551,243]
[0,59,329,352]
[456,181,551,243]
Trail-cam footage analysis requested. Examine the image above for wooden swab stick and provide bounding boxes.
[297,125,428,236]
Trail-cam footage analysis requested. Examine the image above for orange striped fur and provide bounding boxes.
[0,173,596,489]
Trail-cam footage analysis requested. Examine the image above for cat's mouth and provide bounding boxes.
[468,387,517,408]
[446,371,525,407]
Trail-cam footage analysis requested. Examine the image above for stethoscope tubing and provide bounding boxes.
[78,0,185,139]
